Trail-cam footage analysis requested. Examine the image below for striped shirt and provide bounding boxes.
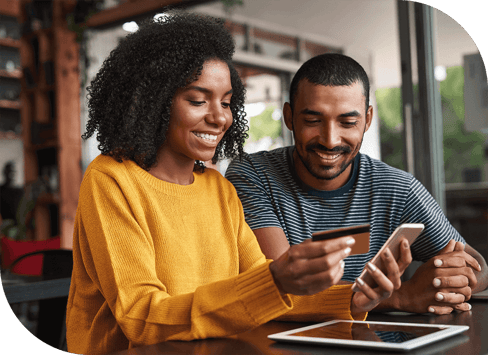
[225,146,464,282]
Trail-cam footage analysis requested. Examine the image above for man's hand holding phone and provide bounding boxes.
[350,239,413,314]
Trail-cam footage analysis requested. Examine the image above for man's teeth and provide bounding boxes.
[315,151,340,160]
[194,132,217,141]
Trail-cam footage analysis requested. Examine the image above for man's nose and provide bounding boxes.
[320,124,341,149]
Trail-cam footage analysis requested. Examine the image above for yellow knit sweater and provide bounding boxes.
[66,155,365,355]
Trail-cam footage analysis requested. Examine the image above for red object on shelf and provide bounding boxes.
[1,236,60,276]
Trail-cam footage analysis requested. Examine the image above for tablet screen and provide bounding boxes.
[289,321,447,343]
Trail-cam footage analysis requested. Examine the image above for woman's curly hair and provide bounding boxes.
[83,12,247,171]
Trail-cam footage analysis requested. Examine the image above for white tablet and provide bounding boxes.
[268,320,469,351]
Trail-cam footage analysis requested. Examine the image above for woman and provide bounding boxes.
[66,13,408,355]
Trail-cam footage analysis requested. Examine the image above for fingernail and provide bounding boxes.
[467,303,472,310]
[403,240,409,249]
[344,247,351,255]
[478,262,482,272]
[367,262,377,272]
[434,259,443,267]
[346,238,355,245]
[383,249,391,258]
[340,260,345,268]
[356,277,365,286]
[433,278,441,287]
[428,307,435,313]
[435,292,444,301]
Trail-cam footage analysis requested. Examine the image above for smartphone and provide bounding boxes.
[312,224,370,256]
[352,223,424,292]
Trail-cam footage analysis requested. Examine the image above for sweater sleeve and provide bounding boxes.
[77,168,292,346]
[278,285,368,322]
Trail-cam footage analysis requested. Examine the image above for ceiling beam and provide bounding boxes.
[84,0,217,29]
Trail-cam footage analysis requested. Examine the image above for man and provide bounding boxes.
[226,53,488,315]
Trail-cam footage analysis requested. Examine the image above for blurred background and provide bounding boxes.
[0,0,487,350]
[1,0,487,259]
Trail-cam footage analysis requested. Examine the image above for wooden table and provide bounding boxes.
[108,301,488,355]
[1,274,71,304]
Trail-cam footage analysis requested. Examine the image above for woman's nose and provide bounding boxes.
[206,103,230,128]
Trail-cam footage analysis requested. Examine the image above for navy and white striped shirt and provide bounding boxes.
[225,146,464,282]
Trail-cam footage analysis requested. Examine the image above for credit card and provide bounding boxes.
[312,224,370,255]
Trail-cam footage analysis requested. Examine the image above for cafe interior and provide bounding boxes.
[1,0,487,353]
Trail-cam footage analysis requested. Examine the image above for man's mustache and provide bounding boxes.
[306,143,351,154]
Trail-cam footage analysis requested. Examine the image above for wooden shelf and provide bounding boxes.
[0,131,21,140]
[0,37,21,48]
[0,68,22,79]
[0,99,21,109]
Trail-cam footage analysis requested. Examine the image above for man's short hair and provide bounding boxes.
[289,53,370,112]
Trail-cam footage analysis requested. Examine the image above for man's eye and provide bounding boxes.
[343,121,358,127]
[304,119,320,124]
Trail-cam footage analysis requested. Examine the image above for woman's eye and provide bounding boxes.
[222,102,231,108]
[190,101,205,106]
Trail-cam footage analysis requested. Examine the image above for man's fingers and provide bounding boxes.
[381,248,402,289]
[433,275,469,288]
[438,239,456,255]
[453,303,472,312]
[352,276,382,301]
[434,292,465,304]
[366,262,394,295]
[428,305,453,315]
[454,241,465,251]
[434,243,481,272]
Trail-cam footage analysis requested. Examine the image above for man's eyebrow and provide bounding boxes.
[339,110,361,118]
[300,108,321,116]
[186,86,233,95]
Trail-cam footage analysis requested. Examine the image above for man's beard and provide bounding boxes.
[296,143,356,181]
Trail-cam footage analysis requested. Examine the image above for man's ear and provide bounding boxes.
[283,102,293,131]
[364,105,373,133]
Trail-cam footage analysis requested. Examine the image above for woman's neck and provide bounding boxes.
[148,152,196,185]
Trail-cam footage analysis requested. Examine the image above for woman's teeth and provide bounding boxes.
[193,132,217,141]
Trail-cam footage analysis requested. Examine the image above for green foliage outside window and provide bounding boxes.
[247,106,282,142]
[376,66,486,183]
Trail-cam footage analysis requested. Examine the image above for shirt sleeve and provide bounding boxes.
[226,156,283,231]
[76,168,292,346]
[401,177,465,261]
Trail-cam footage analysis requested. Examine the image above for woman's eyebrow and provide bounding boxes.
[186,86,233,95]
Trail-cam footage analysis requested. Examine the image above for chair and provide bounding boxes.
[5,249,73,351]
